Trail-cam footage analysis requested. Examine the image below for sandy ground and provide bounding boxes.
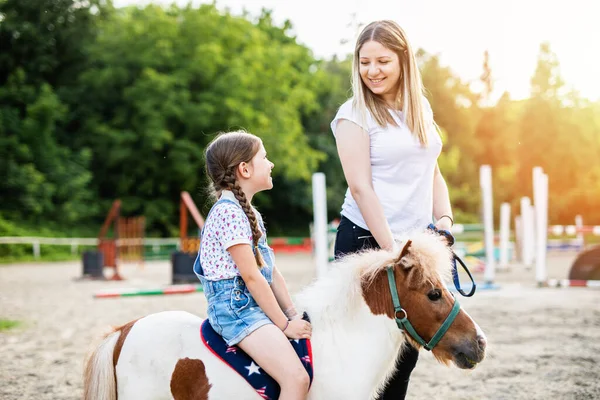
[1,251,599,400]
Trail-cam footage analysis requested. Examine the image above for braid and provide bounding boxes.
[223,169,266,267]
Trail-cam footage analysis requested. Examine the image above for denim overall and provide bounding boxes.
[194,198,276,346]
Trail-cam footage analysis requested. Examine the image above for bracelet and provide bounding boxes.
[439,214,454,227]
[282,320,289,332]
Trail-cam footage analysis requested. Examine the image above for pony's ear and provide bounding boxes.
[395,240,413,269]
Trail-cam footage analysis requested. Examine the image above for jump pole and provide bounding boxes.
[94,284,203,299]
[543,279,600,288]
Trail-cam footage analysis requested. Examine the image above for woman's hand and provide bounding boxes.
[435,216,453,232]
[283,319,312,339]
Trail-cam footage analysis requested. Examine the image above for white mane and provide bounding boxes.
[296,230,453,320]
[295,248,392,323]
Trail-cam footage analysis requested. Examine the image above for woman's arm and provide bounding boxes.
[432,163,453,231]
[228,244,289,330]
[334,119,395,251]
[271,266,298,319]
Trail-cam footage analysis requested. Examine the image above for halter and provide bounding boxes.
[386,267,461,351]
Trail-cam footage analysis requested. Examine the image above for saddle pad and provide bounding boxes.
[200,320,314,399]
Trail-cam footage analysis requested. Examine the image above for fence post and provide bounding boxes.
[312,173,328,278]
[499,202,511,269]
[480,165,495,284]
[33,241,40,259]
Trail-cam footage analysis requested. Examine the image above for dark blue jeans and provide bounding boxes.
[334,215,419,400]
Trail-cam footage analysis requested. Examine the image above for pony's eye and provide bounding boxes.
[427,289,442,301]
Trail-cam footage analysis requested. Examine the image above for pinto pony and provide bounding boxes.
[84,232,486,399]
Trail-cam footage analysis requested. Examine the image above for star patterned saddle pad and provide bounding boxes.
[200,319,314,400]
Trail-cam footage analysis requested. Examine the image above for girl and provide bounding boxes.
[331,20,455,399]
[194,130,311,400]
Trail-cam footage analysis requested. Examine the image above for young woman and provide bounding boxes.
[331,20,454,399]
[194,131,312,400]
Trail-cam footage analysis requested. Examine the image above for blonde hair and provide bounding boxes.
[205,130,266,267]
[352,20,429,146]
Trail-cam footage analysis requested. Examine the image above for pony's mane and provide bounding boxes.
[296,230,453,320]
[362,230,453,286]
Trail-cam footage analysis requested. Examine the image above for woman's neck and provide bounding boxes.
[380,86,401,109]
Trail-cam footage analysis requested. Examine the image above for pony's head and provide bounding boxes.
[361,231,486,369]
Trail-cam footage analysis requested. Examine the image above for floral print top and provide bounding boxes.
[199,191,262,281]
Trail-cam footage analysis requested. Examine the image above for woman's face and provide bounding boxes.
[358,40,401,103]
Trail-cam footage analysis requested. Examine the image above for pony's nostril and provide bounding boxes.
[477,335,487,350]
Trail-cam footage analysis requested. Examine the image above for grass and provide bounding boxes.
[0,319,20,331]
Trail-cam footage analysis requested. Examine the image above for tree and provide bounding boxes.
[0,0,100,224]
[516,43,600,223]
[69,5,325,234]
[419,50,480,221]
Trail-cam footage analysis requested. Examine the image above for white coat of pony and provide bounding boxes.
[84,232,486,400]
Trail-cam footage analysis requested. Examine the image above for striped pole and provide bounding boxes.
[543,280,600,288]
[94,284,203,299]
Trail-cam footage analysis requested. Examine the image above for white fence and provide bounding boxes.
[0,237,180,259]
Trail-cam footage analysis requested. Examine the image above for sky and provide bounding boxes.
[114,0,600,102]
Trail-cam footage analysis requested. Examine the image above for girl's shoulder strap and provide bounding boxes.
[206,198,238,218]
[253,208,267,238]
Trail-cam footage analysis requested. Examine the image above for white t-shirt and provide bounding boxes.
[330,98,442,235]
[199,191,262,281]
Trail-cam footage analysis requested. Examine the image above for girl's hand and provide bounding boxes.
[283,319,312,339]
[284,306,299,320]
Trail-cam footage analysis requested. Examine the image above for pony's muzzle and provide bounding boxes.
[452,334,486,369]
[476,335,487,351]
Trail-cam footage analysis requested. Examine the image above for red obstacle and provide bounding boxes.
[180,191,205,254]
[95,200,145,280]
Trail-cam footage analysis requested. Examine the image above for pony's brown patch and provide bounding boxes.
[360,233,483,366]
[112,319,139,367]
[361,240,423,319]
[170,358,211,400]
[361,261,399,319]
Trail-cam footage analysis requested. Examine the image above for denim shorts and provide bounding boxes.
[201,270,273,346]
[195,244,276,346]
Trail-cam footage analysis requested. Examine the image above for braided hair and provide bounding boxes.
[205,131,266,267]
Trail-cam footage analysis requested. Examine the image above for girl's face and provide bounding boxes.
[247,143,274,193]
[359,40,402,104]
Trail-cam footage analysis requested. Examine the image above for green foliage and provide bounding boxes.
[0,0,98,225]
[420,51,482,219]
[0,1,598,251]
[70,4,325,234]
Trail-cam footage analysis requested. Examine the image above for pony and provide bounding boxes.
[83,231,486,399]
